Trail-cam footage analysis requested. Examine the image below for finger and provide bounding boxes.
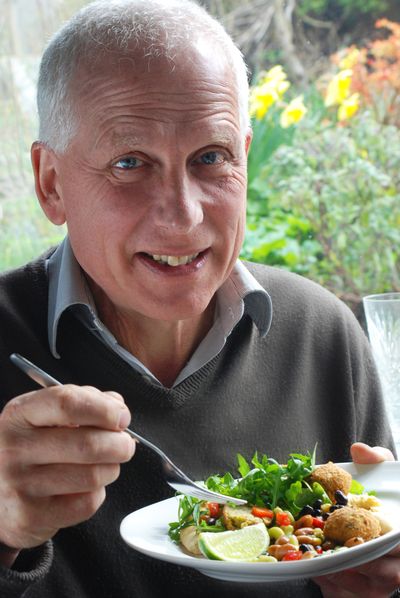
[3,386,131,431]
[104,390,125,404]
[388,543,400,557]
[5,427,135,466]
[314,570,383,598]
[349,551,400,589]
[350,442,395,464]
[313,575,356,598]
[16,463,121,497]
[314,552,400,597]
[6,489,108,548]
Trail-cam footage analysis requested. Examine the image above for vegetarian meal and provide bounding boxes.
[168,450,393,562]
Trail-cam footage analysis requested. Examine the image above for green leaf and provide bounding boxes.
[237,453,251,477]
[350,479,366,495]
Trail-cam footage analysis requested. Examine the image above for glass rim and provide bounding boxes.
[363,292,400,302]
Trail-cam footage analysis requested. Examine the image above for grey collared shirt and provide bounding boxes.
[47,237,272,387]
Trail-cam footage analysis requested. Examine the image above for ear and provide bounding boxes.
[244,127,253,156]
[31,142,66,225]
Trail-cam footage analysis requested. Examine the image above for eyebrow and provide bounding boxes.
[96,123,241,154]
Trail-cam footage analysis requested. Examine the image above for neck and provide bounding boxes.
[89,285,216,387]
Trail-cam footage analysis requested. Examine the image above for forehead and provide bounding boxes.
[70,47,241,146]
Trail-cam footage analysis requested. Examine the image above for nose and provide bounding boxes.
[152,172,204,233]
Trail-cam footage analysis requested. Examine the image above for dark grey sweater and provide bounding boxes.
[0,255,395,597]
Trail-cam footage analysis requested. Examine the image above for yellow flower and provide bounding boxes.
[339,48,360,70]
[337,93,360,121]
[249,65,290,119]
[249,84,279,119]
[325,69,353,107]
[280,95,307,128]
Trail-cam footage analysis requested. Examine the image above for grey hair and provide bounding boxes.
[37,0,250,153]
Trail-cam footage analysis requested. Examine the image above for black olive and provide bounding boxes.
[299,544,313,553]
[207,518,217,526]
[313,499,323,510]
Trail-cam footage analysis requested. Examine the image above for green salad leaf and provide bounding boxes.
[204,449,326,515]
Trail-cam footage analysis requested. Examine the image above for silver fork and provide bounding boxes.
[9,353,246,505]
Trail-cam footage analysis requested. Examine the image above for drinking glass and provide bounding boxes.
[363,292,400,455]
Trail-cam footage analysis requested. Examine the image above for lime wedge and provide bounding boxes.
[198,523,269,561]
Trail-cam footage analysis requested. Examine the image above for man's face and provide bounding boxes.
[38,47,251,323]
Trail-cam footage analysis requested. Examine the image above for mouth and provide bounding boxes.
[142,252,201,267]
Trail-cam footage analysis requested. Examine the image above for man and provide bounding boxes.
[0,1,398,596]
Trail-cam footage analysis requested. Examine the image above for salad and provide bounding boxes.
[168,450,391,562]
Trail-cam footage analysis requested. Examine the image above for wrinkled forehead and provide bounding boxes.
[67,47,242,142]
[69,38,239,113]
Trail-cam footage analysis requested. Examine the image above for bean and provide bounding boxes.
[329,504,343,513]
[294,527,315,536]
[296,535,322,546]
[322,540,335,551]
[268,544,299,561]
[288,535,299,547]
[275,535,290,545]
[301,551,316,560]
[294,514,314,530]
[268,526,285,540]
[299,543,314,553]
[298,505,314,518]
[334,490,348,506]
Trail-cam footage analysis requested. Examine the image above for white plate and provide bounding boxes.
[120,461,400,583]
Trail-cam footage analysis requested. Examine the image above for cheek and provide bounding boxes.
[213,176,247,235]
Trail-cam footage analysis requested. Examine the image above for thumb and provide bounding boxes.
[350,442,395,464]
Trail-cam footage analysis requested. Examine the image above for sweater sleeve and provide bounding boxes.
[0,542,53,597]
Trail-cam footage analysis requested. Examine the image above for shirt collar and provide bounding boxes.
[47,236,272,358]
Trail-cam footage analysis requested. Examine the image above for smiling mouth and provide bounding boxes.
[145,253,200,267]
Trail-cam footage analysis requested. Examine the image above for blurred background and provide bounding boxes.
[1,0,399,315]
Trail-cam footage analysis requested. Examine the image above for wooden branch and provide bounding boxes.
[272,0,307,82]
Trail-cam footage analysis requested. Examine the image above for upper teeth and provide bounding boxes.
[151,253,199,266]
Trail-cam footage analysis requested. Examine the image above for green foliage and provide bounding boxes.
[204,450,323,514]
[297,0,390,18]
[244,110,400,300]
[0,194,65,271]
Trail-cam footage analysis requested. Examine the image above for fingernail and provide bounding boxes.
[118,409,131,429]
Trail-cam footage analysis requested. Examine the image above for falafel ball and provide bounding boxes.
[309,462,352,501]
[324,506,381,544]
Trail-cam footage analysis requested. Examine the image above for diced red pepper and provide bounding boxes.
[315,546,323,554]
[276,512,291,527]
[312,517,325,529]
[206,502,221,518]
[251,506,274,519]
[282,550,302,561]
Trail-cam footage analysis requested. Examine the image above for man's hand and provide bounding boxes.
[314,443,400,598]
[0,385,135,564]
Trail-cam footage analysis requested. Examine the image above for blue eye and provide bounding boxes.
[114,156,142,169]
[199,151,224,165]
